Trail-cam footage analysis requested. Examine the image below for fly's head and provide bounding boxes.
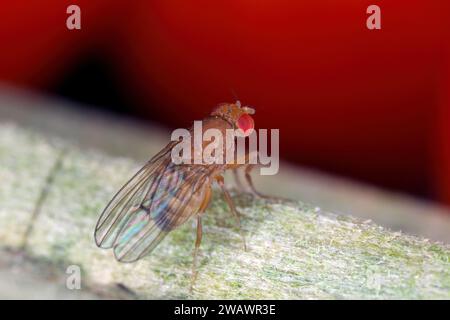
[211,101,255,136]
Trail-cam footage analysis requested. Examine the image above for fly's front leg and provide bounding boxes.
[245,164,286,202]
[244,164,265,198]
[215,175,247,251]
[244,164,272,199]
[234,148,285,201]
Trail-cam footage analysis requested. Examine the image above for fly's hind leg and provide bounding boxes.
[190,186,211,293]
[190,215,203,293]
[215,175,247,251]
[235,150,283,201]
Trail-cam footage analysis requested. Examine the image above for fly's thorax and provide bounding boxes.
[171,116,255,166]
[189,117,235,165]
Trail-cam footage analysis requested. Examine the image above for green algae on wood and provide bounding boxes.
[0,123,449,299]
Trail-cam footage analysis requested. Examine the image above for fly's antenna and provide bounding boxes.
[242,106,255,114]
[230,88,241,108]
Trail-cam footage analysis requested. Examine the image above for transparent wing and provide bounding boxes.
[94,142,175,249]
[113,165,213,262]
[94,142,217,262]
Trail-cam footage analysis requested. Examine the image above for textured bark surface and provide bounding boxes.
[0,123,449,299]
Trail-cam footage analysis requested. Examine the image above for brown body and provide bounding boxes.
[165,105,255,228]
[94,102,262,290]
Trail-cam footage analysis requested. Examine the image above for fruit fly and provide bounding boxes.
[94,101,264,288]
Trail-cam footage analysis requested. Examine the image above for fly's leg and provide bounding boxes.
[215,175,247,251]
[232,168,245,192]
[190,214,203,293]
[245,164,266,198]
[190,187,211,293]
[245,164,286,202]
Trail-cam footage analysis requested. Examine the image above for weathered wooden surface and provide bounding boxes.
[0,122,449,299]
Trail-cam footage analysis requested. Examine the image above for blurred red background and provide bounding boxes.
[1,1,449,204]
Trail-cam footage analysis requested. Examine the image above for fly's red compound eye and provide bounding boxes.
[237,113,254,136]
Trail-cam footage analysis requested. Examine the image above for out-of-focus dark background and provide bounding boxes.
[1,1,450,205]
